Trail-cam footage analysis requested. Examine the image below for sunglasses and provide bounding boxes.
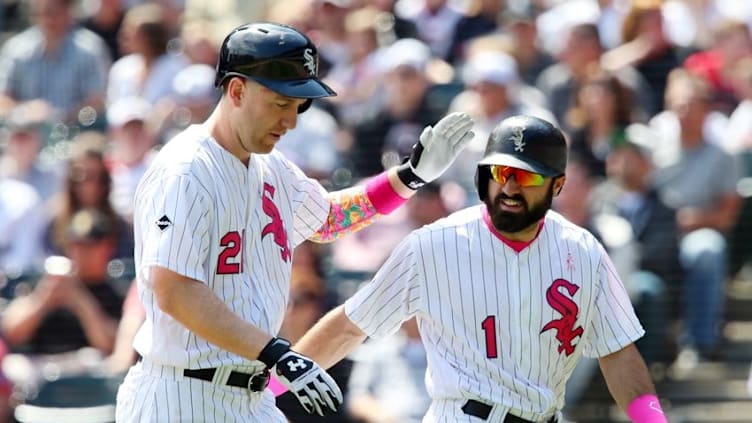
[488,165,545,187]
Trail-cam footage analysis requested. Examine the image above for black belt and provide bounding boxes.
[183,368,270,392]
[462,399,557,423]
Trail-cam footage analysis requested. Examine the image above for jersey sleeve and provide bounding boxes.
[274,153,330,246]
[137,173,211,283]
[581,245,645,358]
[344,233,422,339]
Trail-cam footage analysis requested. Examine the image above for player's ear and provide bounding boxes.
[227,77,245,106]
[553,175,566,196]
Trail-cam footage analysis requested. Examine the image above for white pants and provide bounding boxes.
[115,360,286,423]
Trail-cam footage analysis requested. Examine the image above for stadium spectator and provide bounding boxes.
[178,19,221,66]
[309,0,355,76]
[0,0,109,124]
[0,176,46,278]
[536,22,653,125]
[105,96,158,222]
[722,57,752,154]
[446,0,501,64]
[684,18,752,115]
[592,138,678,364]
[347,38,448,178]
[157,63,219,145]
[394,0,462,61]
[80,0,127,61]
[43,133,134,263]
[0,104,61,202]
[276,103,342,184]
[324,6,387,128]
[362,0,418,42]
[601,0,686,117]
[1,208,126,355]
[107,3,188,106]
[564,66,642,180]
[498,7,554,86]
[651,69,743,365]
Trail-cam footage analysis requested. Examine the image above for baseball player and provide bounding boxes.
[294,115,668,423]
[114,22,475,423]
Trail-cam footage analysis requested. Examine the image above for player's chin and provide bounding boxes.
[257,139,278,154]
[262,134,282,152]
[259,144,276,154]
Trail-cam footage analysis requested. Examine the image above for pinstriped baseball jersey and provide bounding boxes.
[132,124,330,369]
[344,205,644,421]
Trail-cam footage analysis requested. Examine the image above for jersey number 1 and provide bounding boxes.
[481,315,498,359]
[217,230,245,274]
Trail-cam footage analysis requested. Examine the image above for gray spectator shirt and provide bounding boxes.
[653,142,740,210]
[0,26,109,117]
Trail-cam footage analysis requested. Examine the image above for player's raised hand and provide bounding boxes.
[258,337,342,416]
[397,112,475,189]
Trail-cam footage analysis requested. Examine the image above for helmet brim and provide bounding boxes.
[254,77,337,99]
[478,153,561,177]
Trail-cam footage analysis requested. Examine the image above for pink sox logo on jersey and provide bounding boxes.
[540,278,584,356]
[261,183,291,262]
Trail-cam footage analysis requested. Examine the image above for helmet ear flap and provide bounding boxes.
[475,166,491,202]
[298,99,313,114]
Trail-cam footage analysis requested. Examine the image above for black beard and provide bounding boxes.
[484,183,554,233]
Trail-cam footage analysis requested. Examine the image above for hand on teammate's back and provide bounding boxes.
[397,112,475,189]
[259,337,343,416]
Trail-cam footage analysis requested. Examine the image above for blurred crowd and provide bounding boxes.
[0,0,751,421]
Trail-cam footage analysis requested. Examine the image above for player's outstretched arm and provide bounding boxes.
[598,343,668,423]
[310,112,474,243]
[294,304,367,371]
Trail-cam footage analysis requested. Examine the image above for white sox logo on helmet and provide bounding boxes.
[512,126,526,152]
[303,48,316,76]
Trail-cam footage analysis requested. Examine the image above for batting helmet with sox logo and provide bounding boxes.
[214,22,336,113]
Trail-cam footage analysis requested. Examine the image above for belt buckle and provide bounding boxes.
[248,368,270,392]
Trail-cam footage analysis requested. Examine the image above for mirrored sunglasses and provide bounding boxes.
[489,165,545,187]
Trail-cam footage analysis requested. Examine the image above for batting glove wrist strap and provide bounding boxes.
[396,152,427,190]
[258,337,291,368]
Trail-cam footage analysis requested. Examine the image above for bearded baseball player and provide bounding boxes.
[114,22,474,422]
[294,115,668,423]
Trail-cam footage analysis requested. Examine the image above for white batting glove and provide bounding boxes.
[396,112,475,189]
[258,337,342,416]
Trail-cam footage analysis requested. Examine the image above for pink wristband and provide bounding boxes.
[269,374,288,397]
[627,394,667,423]
[365,171,408,215]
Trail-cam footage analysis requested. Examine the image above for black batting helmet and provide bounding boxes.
[214,22,336,113]
[475,115,567,201]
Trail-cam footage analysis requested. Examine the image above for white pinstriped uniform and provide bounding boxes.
[344,205,644,423]
[116,125,331,422]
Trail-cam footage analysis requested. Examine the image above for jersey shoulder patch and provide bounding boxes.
[156,215,172,231]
